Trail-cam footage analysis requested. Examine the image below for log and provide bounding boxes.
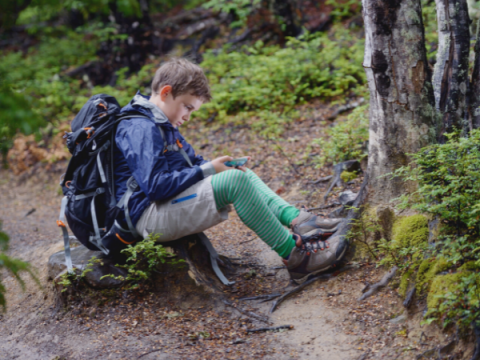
[358,266,398,301]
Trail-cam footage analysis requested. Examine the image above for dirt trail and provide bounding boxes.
[0,109,468,359]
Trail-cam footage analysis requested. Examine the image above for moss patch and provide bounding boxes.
[399,268,414,297]
[415,257,450,293]
[340,170,358,183]
[392,215,429,248]
[427,271,470,310]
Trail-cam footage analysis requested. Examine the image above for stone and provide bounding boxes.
[338,190,357,206]
[389,313,407,324]
[48,246,127,289]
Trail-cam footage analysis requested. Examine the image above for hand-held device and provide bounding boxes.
[224,157,249,168]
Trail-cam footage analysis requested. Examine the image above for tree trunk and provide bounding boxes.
[362,0,439,204]
[470,20,480,129]
[433,0,471,139]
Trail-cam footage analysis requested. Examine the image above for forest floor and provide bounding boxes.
[0,101,473,359]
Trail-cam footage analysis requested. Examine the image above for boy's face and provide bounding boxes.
[161,88,203,128]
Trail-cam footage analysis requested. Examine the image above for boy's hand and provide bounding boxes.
[211,156,234,174]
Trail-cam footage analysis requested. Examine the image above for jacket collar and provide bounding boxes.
[131,92,169,124]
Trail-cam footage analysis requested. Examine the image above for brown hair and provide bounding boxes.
[151,58,212,102]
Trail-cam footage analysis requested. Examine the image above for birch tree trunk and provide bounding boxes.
[433,0,471,139]
[362,0,439,204]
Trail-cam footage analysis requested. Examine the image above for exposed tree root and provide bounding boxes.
[269,265,354,314]
[323,160,361,202]
[403,285,416,309]
[358,266,398,301]
[246,325,293,333]
[239,293,282,302]
[222,300,271,324]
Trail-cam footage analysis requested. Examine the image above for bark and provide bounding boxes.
[433,0,471,139]
[362,0,438,204]
[471,20,480,129]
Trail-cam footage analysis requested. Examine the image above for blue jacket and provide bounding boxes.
[114,93,210,227]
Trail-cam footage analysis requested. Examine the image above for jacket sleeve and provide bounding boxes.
[116,119,205,202]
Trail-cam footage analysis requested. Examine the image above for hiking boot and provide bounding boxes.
[291,210,343,237]
[286,233,348,284]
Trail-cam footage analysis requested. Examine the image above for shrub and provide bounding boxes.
[392,129,480,330]
[311,104,369,167]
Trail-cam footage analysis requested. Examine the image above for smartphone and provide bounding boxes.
[224,157,249,168]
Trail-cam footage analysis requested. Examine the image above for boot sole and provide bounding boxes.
[290,241,348,285]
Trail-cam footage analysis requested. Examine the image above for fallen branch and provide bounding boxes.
[239,293,281,302]
[269,265,354,314]
[223,300,270,324]
[358,266,398,301]
[246,325,293,333]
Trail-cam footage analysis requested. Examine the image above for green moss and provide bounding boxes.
[427,272,470,310]
[415,257,450,292]
[392,215,429,248]
[459,261,480,271]
[399,268,414,297]
[340,170,358,183]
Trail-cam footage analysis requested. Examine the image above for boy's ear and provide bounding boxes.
[159,85,172,101]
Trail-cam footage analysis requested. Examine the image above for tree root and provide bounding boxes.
[471,323,480,360]
[246,325,293,333]
[239,293,282,302]
[323,160,361,203]
[269,265,354,314]
[403,285,416,309]
[222,300,271,324]
[358,266,398,301]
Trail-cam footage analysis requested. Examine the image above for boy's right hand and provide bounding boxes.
[211,156,234,174]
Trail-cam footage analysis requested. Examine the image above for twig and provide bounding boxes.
[269,265,354,313]
[239,293,281,302]
[246,325,293,333]
[239,238,256,244]
[358,266,398,301]
[223,300,270,324]
[308,175,333,184]
[138,349,162,359]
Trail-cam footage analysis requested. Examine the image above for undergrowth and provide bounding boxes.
[391,130,480,331]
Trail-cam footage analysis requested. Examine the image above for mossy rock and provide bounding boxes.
[415,257,450,293]
[399,268,415,297]
[427,271,480,310]
[392,215,429,248]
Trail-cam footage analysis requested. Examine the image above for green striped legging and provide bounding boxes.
[211,169,299,258]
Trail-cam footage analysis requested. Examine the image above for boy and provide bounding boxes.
[114,58,346,283]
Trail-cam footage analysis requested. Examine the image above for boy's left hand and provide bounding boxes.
[236,156,251,172]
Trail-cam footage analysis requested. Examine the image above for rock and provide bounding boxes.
[389,313,407,324]
[338,190,357,206]
[48,246,127,289]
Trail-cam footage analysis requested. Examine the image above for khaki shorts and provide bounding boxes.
[135,176,228,242]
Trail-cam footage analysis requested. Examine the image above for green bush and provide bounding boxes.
[0,222,39,311]
[393,129,480,329]
[102,234,185,290]
[311,104,369,167]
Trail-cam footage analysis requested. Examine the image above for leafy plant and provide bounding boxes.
[56,256,101,292]
[312,104,369,167]
[0,222,40,311]
[392,129,480,330]
[102,234,185,290]
[203,0,262,28]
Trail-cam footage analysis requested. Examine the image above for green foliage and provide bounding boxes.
[203,0,261,28]
[340,170,358,183]
[102,234,185,290]
[312,104,369,167]
[199,27,366,137]
[421,0,438,63]
[392,129,480,329]
[326,0,362,23]
[0,222,39,311]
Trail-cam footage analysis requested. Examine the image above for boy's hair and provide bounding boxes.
[151,58,212,102]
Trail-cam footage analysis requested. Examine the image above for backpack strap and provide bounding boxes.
[116,176,141,240]
[88,188,109,254]
[57,196,73,273]
[157,126,193,167]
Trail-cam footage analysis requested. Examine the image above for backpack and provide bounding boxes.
[57,94,193,272]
